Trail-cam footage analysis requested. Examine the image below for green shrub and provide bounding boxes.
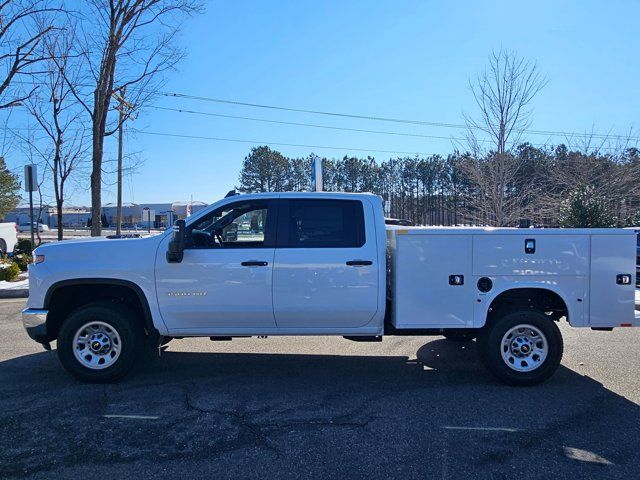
[0,262,20,281]
[559,185,616,228]
[13,254,32,272]
[16,239,33,255]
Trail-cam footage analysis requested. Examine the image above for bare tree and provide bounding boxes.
[23,20,87,240]
[462,50,547,226]
[0,0,60,109]
[544,130,640,226]
[59,0,203,235]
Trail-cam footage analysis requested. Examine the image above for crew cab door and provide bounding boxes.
[272,198,379,328]
[155,199,278,332]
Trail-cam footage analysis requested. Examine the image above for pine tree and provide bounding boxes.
[0,157,20,220]
[559,185,616,228]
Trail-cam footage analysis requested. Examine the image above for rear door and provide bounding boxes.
[272,198,379,328]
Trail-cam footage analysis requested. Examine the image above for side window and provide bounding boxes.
[187,200,270,249]
[283,199,365,248]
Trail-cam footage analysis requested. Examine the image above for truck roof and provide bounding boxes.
[388,226,637,235]
[234,191,379,198]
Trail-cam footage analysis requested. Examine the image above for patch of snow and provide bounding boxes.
[0,272,28,290]
[0,278,28,290]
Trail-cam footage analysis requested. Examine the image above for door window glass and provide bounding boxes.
[284,199,365,248]
[187,201,269,248]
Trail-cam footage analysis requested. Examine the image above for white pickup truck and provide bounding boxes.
[0,222,18,256]
[22,192,639,385]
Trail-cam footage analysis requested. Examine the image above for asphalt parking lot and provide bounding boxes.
[1,299,639,480]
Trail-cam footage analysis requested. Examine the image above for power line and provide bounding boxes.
[133,130,439,156]
[9,79,638,142]
[150,105,636,152]
[159,91,640,142]
[133,129,633,156]
[161,92,466,129]
[150,105,465,141]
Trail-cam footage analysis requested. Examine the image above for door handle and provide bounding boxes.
[346,260,373,266]
[241,261,268,267]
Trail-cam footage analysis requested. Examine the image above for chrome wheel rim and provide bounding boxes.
[72,321,122,370]
[500,324,548,372]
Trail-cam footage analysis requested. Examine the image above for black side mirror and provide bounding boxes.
[167,219,186,263]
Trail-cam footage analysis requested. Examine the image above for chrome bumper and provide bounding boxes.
[22,308,48,329]
[22,308,49,346]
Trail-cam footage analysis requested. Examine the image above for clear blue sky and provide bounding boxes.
[8,0,640,206]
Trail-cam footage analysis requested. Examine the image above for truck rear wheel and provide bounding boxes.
[57,302,144,383]
[477,310,563,386]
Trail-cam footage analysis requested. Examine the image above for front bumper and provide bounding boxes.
[22,308,49,344]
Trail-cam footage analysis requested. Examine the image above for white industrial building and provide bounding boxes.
[3,201,208,229]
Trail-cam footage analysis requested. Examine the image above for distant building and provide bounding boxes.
[3,206,92,228]
[3,200,209,228]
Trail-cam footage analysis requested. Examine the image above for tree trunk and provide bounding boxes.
[90,119,103,236]
[56,198,63,241]
[115,96,124,236]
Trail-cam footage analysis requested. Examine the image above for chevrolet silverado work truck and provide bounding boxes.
[22,192,640,385]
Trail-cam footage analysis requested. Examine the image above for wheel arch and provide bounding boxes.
[44,278,157,341]
[478,285,572,328]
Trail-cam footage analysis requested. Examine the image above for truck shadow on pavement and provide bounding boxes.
[1,339,639,479]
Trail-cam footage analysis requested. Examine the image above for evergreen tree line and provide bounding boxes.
[238,144,640,227]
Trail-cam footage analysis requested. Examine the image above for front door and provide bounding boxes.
[155,199,278,332]
[272,198,379,329]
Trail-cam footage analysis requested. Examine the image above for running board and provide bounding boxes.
[343,336,382,342]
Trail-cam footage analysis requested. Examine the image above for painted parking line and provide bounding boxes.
[102,414,160,420]
[442,426,519,432]
[563,447,613,465]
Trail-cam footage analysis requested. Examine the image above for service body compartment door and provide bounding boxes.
[589,234,636,327]
[473,234,589,276]
[393,234,473,328]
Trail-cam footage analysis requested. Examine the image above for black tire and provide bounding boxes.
[57,301,144,383]
[443,330,477,342]
[477,310,563,386]
[0,239,6,257]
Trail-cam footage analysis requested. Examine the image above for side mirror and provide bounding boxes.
[167,219,186,263]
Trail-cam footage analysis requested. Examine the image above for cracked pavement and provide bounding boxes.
[1,298,639,479]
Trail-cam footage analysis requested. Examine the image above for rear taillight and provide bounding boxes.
[34,254,45,264]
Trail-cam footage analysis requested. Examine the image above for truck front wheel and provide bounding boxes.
[477,310,563,386]
[57,302,144,383]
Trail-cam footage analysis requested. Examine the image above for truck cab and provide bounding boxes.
[155,192,386,335]
[21,192,640,385]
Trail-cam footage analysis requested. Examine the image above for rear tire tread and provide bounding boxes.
[477,310,563,386]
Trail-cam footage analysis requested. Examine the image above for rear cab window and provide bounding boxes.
[278,199,366,248]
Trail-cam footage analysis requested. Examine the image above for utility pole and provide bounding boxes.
[113,88,134,236]
[24,164,37,248]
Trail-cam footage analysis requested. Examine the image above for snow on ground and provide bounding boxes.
[0,272,28,291]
